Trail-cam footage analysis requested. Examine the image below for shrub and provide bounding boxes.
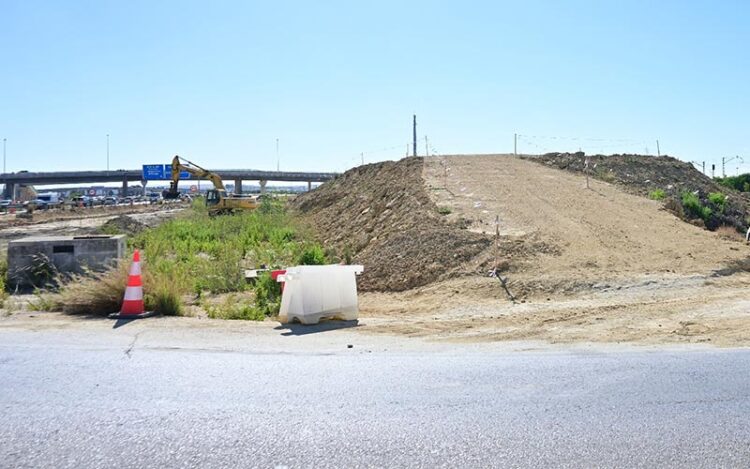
[253,272,282,317]
[681,191,712,222]
[716,174,750,192]
[0,260,7,308]
[296,245,327,265]
[437,206,452,215]
[144,276,184,316]
[708,192,727,213]
[648,189,666,201]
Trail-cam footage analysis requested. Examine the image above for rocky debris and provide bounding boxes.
[291,157,491,291]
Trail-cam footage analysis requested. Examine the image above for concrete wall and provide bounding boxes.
[7,235,126,289]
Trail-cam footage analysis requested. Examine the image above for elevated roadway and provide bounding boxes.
[0,168,338,198]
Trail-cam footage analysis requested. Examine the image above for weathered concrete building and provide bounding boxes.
[7,235,126,289]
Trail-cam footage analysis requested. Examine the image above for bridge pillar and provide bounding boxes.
[3,183,13,200]
[234,178,242,195]
[307,181,312,191]
[259,180,267,195]
[141,180,148,196]
[121,177,128,197]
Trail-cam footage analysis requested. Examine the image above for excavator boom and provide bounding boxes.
[162,155,258,214]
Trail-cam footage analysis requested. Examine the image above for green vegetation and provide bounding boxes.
[0,258,8,308]
[681,191,712,223]
[56,198,325,319]
[129,199,321,296]
[708,192,727,213]
[296,245,327,266]
[29,291,58,312]
[203,294,266,320]
[716,174,750,192]
[648,189,666,201]
[437,206,452,215]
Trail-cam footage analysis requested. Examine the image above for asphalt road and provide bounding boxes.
[1,323,749,468]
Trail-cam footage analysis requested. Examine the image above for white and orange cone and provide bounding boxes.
[108,250,156,319]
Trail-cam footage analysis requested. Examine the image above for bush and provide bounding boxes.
[437,206,452,215]
[648,189,666,201]
[716,174,750,192]
[144,277,184,316]
[296,245,327,265]
[681,191,712,222]
[708,192,727,213]
[253,272,282,317]
[0,260,7,308]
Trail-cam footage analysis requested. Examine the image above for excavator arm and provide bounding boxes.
[163,155,226,198]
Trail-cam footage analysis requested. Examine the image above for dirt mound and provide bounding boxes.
[424,155,749,296]
[291,158,490,291]
[523,153,750,231]
[100,215,147,236]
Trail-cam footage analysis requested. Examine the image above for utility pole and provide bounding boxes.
[106,134,110,171]
[276,138,279,171]
[514,133,517,156]
[656,140,660,157]
[702,161,705,175]
[424,136,429,157]
[360,152,364,165]
[2,138,5,174]
[412,115,417,157]
[722,155,743,178]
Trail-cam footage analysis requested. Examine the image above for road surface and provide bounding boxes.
[1,315,749,468]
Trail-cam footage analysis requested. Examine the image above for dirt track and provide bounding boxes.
[358,155,750,346]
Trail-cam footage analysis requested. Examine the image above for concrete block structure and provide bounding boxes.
[7,235,126,289]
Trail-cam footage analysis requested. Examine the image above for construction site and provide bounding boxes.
[2,152,749,347]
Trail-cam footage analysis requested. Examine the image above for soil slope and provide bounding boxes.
[425,154,749,294]
[291,158,490,291]
[522,152,750,231]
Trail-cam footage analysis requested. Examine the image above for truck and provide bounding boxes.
[162,155,259,215]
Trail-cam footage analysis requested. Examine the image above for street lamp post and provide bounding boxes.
[106,134,110,171]
[2,138,6,174]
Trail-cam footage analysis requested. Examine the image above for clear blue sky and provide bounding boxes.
[2,0,749,175]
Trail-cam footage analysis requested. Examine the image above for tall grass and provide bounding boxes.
[55,199,325,318]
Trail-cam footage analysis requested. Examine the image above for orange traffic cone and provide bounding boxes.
[108,250,156,319]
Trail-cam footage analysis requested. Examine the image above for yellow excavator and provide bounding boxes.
[162,155,259,215]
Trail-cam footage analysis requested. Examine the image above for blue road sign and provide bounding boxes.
[142,164,164,180]
[164,165,190,179]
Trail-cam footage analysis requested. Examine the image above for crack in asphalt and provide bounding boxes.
[124,332,142,358]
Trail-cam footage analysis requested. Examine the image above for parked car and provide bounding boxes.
[24,199,49,210]
[104,196,117,206]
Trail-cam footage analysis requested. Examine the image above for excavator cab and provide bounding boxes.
[205,189,222,207]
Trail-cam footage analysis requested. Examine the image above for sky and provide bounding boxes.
[1,0,749,176]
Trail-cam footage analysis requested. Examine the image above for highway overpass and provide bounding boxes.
[0,169,338,198]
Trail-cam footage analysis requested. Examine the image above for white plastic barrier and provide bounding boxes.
[277,265,364,325]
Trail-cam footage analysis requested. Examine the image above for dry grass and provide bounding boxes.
[40,259,184,316]
[716,225,746,243]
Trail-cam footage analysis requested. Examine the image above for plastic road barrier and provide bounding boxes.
[277,265,364,325]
